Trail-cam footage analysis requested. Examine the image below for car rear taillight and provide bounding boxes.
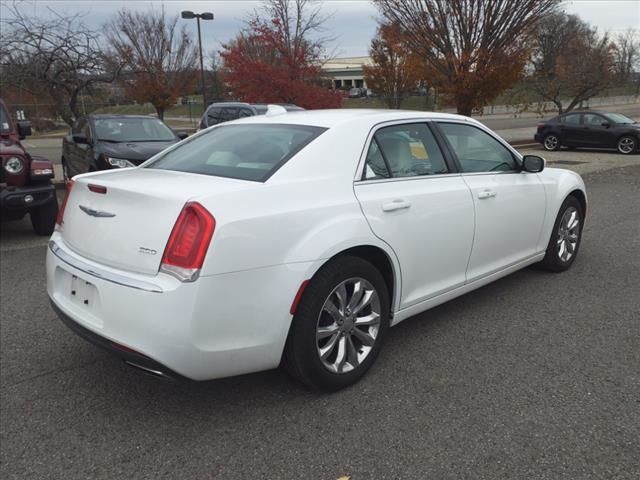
[56,180,75,226]
[160,202,215,282]
[537,123,545,132]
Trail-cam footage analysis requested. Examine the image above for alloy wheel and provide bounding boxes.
[544,135,559,151]
[617,137,635,154]
[316,278,381,374]
[557,206,580,262]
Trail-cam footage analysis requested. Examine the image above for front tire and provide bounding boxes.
[283,256,390,391]
[617,135,637,155]
[539,196,583,272]
[30,197,59,236]
[543,133,561,151]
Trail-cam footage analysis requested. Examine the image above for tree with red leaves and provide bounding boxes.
[221,0,341,109]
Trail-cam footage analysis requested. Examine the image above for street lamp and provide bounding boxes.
[181,10,214,109]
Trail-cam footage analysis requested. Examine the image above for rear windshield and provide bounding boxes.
[145,124,326,182]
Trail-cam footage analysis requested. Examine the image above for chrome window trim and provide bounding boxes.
[49,240,163,294]
[356,172,462,186]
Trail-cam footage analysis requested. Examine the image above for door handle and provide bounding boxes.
[382,199,411,212]
[477,190,497,200]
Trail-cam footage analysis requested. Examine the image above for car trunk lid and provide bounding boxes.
[60,168,254,275]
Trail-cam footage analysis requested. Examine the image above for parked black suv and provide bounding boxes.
[198,102,304,130]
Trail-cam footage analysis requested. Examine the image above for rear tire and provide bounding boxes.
[30,197,59,236]
[538,196,583,272]
[283,256,390,391]
[543,133,561,151]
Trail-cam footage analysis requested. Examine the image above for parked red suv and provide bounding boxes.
[0,99,58,235]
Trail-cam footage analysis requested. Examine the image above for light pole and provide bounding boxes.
[181,10,214,109]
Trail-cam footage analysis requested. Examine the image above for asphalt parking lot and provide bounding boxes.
[1,156,639,479]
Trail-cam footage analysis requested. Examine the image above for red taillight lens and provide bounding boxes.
[160,202,215,281]
[56,180,75,226]
[537,123,545,132]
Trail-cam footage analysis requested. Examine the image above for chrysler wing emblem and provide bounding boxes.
[79,205,116,218]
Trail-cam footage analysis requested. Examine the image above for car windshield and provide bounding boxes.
[0,104,11,133]
[604,113,636,124]
[94,117,176,142]
[145,124,326,182]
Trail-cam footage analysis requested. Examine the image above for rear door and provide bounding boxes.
[559,113,583,146]
[435,122,546,282]
[354,122,475,309]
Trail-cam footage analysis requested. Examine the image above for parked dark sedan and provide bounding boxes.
[534,110,639,154]
[62,115,187,181]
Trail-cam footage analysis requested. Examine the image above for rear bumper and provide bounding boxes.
[50,299,188,380]
[46,233,318,381]
[0,183,55,217]
[534,133,543,144]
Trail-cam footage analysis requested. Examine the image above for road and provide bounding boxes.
[1,154,639,479]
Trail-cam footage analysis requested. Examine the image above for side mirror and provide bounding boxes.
[176,131,189,140]
[522,154,545,173]
[601,122,611,128]
[16,120,32,139]
[72,133,90,145]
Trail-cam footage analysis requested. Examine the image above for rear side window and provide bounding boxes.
[363,123,448,180]
[561,114,581,125]
[146,124,326,182]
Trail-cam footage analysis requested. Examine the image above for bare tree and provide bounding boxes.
[530,12,614,113]
[612,28,640,83]
[106,8,198,119]
[0,1,121,125]
[374,0,559,116]
[363,22,425,109]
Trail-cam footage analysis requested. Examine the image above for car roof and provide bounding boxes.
[231,108,478,129]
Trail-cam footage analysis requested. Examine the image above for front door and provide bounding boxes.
[354,122,475,309]
[435,122,547,282]
[579,112,618,148]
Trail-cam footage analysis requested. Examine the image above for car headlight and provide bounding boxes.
[105,156,136,168]
[4,156,24,174]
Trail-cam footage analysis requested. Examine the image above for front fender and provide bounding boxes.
[537,167,587,251]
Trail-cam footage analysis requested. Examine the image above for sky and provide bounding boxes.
[3,0,640,58]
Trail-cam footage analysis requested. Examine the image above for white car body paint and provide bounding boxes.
[47,109,587,380]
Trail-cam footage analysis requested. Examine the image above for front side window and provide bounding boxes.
[583,113,605,126]
[363,123,448,180]
[438,123,517,173]
[94,117,175,142]
[145,124,326,182]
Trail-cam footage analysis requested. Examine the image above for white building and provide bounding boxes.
[321,56,373,89]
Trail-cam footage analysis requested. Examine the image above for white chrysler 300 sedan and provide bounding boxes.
[47,109,587,391]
